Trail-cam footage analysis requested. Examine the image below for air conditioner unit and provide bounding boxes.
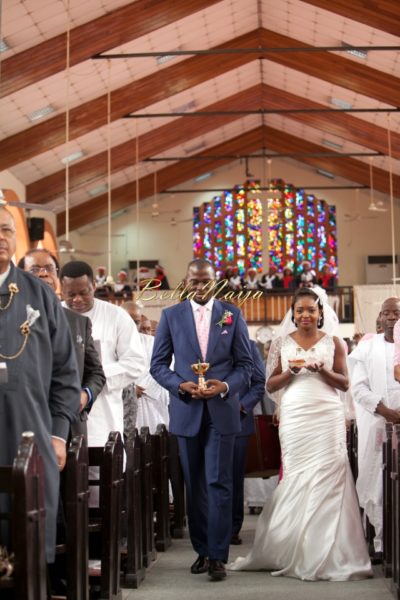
[365,255,399,284]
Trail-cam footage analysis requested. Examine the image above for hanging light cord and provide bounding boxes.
[387,114,396,287]
[65,0,71,241]
[107,61,112,276]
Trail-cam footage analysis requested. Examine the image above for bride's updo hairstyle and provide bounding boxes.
[291,286,324,328]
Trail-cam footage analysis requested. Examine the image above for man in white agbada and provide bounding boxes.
[348,296,400,554]
[122,301,169,432]
[60,261,146,447]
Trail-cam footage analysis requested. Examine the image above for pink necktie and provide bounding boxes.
[196,306,209,361]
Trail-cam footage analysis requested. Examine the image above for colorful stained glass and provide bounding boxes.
[267,182,337,276]
[192,179,336,281]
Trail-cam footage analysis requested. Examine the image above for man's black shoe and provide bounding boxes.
[208,559,227,581]
[190,555,209,574]
[230,533,242,545]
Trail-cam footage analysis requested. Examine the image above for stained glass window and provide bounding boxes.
[193,178,337,279]
[193,180,263,274]
[267,179,337,276]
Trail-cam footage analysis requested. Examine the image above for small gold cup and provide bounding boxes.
[191,360,210,391]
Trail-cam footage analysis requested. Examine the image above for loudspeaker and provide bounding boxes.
[28,217,45,242]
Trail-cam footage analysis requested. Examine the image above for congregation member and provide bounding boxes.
[297,260,317,287]
[150,259,252,581]
[0,207,81,563]
[260,265,282,290]
[231,340,265,545]
[318,263,337,291]
[19,248,106,439]
[348,297,400,558]
[113,269,132,299]
[229,286,372,580]
[122,301,169,433]
[282,266,295,290]
[241,267,261,290]
[228,265,242,291]
[59,261,145,449]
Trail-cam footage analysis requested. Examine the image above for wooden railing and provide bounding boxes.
[103,286,354,325]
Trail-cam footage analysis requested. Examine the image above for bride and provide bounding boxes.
[228,286,372,581]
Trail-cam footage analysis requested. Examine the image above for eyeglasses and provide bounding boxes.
[0,225,16,237]
[29,265,58,275]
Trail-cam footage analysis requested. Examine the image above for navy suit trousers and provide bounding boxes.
[177,403,235,561]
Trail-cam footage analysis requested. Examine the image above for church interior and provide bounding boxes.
[0,0,400,598]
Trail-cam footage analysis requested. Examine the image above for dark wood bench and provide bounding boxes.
[168,434,186,538]
[391,424,400,597]
[88,432,124,600]
[0,431,46,600]
[63,434,89,600]
[140,427,156,567]
[120,429,145,589]
[383,423,393,578]
[152,425,172,552]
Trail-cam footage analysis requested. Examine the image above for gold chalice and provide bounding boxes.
[191,360,210,391]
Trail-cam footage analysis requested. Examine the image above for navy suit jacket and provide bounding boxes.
[150,299,253,436]
[237,341,266,437]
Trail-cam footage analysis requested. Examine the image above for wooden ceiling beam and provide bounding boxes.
[57,124,399,234]
[260,29,400,107]
[28,82,400,207]
[27,86,263,205]
[0,29,261,171]
[56,127,265,234]
[302,0,400,37]
[1,0,220,98]
[262,85,400,159]
[3,28,399,173]
[264,126,400,196]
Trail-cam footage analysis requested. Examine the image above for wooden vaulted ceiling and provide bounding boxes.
[1,0,400,234]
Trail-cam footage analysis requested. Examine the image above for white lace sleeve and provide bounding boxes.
[266,336,283,406]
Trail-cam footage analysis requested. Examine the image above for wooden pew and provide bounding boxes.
[140,427,156,568]
[88,432,124,600]
[63,435,89,600]
[120,430,145,589]
[391,424,400,597]
[168,434,186,539]
[383,423,393,578]
[0,431,46,600]
[152,425,172,552]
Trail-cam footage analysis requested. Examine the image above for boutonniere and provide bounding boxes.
[217,310,233,328]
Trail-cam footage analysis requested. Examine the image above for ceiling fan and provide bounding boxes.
[0,189,55,212]
[343,213,378,223]
[58,238,104,256]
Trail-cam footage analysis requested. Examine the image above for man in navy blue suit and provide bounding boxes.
[150,259,252,580]
[231,341,266,545]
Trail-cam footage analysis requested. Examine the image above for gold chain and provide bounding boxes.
[0,321,30,360]
[0,283,19,311]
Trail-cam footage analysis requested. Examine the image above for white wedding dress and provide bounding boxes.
[228,335,372,581]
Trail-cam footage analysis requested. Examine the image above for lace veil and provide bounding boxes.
[266,285,340,405]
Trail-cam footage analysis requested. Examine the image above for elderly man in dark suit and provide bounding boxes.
[20,249,105,438]
[150,259,253,581]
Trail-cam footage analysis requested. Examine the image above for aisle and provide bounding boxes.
[122,514,393,600]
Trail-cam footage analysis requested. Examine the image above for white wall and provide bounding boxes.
[68,156,397,287]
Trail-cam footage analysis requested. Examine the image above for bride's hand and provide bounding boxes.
[305,361,324,372]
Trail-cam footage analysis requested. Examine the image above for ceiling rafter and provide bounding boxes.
[57,126,266,234]
[0,29,261,171]
[56,124,400,234]
[27,82,400,207]
[27,86,262,205]
[2,28,399,172]
[302,0,400,37]
[0,0,220,98]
